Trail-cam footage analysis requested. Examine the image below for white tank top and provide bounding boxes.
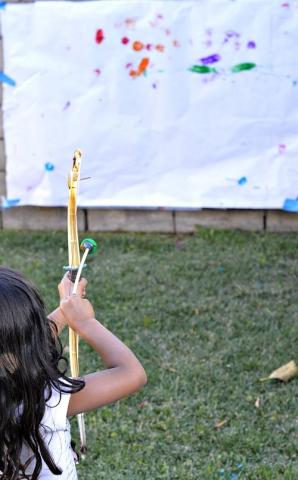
[20,387,78,479]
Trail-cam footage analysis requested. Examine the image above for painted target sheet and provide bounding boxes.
[2,0,298,208]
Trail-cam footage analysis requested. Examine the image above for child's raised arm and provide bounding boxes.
[58,275,147,417]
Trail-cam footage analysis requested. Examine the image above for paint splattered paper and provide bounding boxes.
[2,0,298,208]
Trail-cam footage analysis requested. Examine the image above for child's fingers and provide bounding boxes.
[58,273,72,298]
[58,274,88,299]
[60,296,95,330]
[76,277,88,297]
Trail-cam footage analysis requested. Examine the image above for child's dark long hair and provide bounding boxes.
[0,267,85,479]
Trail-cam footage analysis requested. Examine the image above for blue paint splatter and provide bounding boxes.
[283,198,298,212]
[45,162,55,172]
[0,2,6,9]
[218,266,225,273]
[200,53,221,65]
[0,72,16,87]
[2,198,20,209]
[238,176,247,186]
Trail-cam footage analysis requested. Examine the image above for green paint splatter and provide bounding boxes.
[189,65,218,74]
[231,62,256,73]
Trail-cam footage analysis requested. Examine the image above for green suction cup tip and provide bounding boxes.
[80,238,97,254]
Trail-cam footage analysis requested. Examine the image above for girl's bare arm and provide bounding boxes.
[48,307,66,335]
[58,276,147,416]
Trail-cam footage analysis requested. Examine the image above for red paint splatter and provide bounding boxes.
[122,37,130,45]
[279,144,286,154]
[173,40,180,48]
[156,44,165,53]
[133,41,144,51]
[157,14,164,19]
[95,29,104,44]
[281,2,290,6]
[94,68,101,76]
[130,58,150,77]
[146,43,153,51]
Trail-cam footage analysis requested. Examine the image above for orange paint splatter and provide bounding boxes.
[156,44,165,53]
[130,58,150,77]
[133,41,144,51]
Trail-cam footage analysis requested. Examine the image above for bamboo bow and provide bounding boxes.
[66,149,86,452]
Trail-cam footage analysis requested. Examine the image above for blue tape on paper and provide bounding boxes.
[0,72,16,87]
[2,198,20,209]
[283,198,298,212]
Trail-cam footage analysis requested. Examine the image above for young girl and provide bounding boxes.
[0,267,147,479]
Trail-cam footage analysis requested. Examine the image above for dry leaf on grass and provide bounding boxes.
[162,365,177,373]
[215,419,228,429]
[260,360,298,383]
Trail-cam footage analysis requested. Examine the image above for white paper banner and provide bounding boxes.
[2,0,298,208]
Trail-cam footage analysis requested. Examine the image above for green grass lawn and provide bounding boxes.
[0,228,298,480]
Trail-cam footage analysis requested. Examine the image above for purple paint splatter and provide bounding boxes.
[63,101,71,110]
[226,30,241,39]
[279,144,286,154]
[223,30,241,45]
[200,53,221,65]
[247,41,256,49]
[204,40,213,48]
